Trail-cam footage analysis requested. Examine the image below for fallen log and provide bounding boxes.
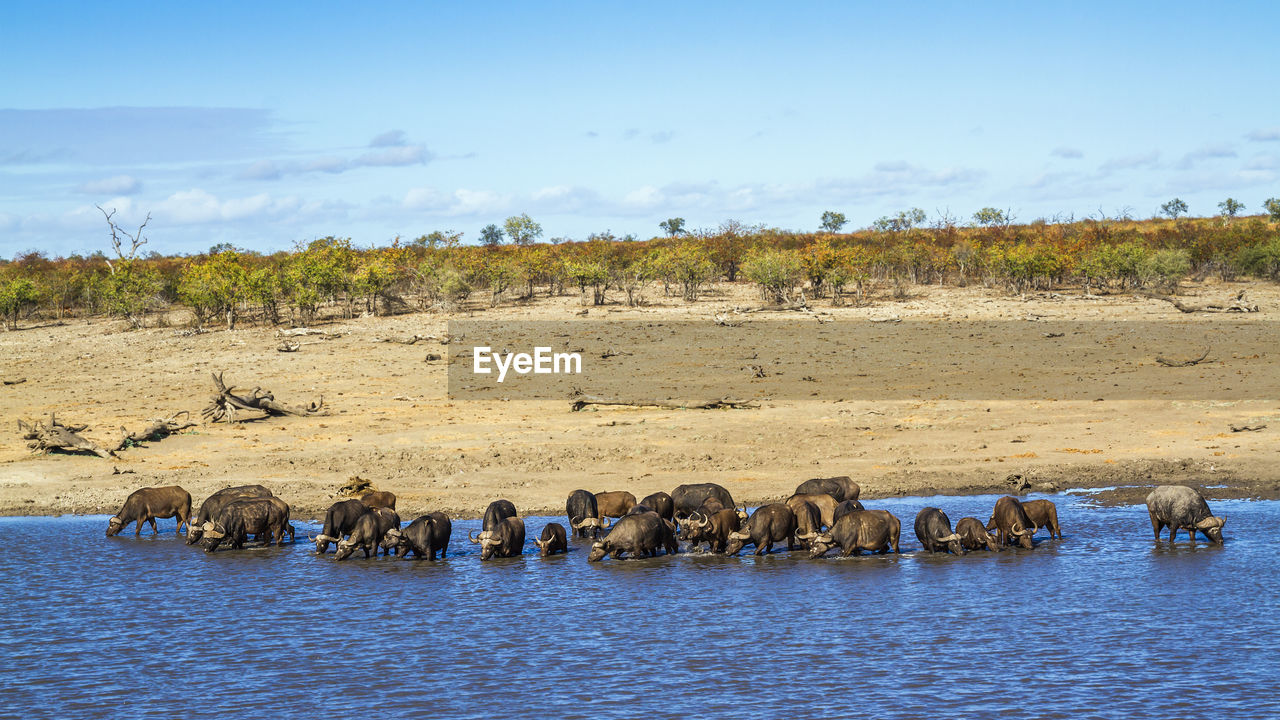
[1153,291,1258,314]
[1155,347,1211,367]
[1230,424,1267,433]
[201,371,324,423]
[3,377,26,385]
[276,328,344,338]
[114,412,197,451]
[19,414,114,458]
[569,392,756,412]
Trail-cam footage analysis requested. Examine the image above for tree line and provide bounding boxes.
[1,201,1279,330]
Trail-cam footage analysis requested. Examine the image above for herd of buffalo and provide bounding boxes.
[104,477,1229,561]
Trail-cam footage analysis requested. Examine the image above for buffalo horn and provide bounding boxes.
[468,530,480,544]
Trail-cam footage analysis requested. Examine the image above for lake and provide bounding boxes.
[1,491,1276,719]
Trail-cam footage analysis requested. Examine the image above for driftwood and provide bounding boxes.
[1153,291,1258,314]
[1230,424,1267,433]
[19,414,114,458]
[376,334,438,345]
[277,341,300,352]
[201,372,324,423]
[569,392,756,412]
[869,316,902,323]
[1155,347,1211,367]
[3,377,26,385]
[276,328,343,339]
[713,313,743,327]
[114,412,197,451]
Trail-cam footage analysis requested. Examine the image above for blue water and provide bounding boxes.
[1,492,1276,719]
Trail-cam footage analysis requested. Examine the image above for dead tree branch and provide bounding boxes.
[19,414,114,458]
[201,371,324,423]
[114,412,197,451]
[569,392,756,412]
[1152,291,1258,314]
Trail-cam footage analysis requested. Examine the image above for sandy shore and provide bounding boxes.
[3,280,1277,520]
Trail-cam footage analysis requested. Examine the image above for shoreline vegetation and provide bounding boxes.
[3,211,1280,519]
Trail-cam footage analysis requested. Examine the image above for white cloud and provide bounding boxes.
[1245,127,1280,142]
[153,188,301,225]
[370,129,408,147]
[402,187,508,216]
[75,175,141,195]
[1099,151,1160,172]
[1176,144,1236,169]
[1051,146,1083,159]
[355,144,431,167]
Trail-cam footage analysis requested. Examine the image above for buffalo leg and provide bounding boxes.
[1168,526,1177,542]
[1149,512,1162,541]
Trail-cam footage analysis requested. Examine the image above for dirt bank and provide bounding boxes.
[3,281,1277,520]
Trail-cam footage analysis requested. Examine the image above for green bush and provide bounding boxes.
[741,248,804,302]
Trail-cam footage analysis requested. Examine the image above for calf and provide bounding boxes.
[534,523,568,557]
[955,517,1000,552]
[334,507,401,560]
[385,512,451,559]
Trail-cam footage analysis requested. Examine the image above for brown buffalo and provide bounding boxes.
[595,491,637,518]
[1021,499,1061,539]
[681,509,741,553]
[989,496,1036,549]
[955,517,1000,552]
[786,493,837,528]
[360,490,397,510]
[107,486,192,537]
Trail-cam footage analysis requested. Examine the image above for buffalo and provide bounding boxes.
[681,509,741,553]
[832,499,866,526]
[314,499,372,553]
[1021,499,1061,539]
[989,496,1036,549]
[107,485,192,537]
[794,476,860,503]
[595,491,637,519]
[786,493,837,528]
[955,517,1000,552]
[786,499,823,548]
[483,499,518,531]
[671,483,735,519]
[203,497,293,552]
[384,512,452,560]
[725,504,797,556]
[534,523,568,557]
[360,490,397,510]
[805,509,900,558]
[588,511,676,561]
[1146,485,1225,544]
[186,484,272,545]
[566,489,604,538]
[334,507,401,560]
[914,507,964,554]
[470,517,526,560]
[639,492,675,521]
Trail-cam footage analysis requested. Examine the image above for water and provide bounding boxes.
[2,493,1277,719]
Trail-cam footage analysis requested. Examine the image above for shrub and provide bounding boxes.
[741,248,804,303]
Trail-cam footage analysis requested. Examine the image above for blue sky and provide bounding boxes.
[2,1,1278,257]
